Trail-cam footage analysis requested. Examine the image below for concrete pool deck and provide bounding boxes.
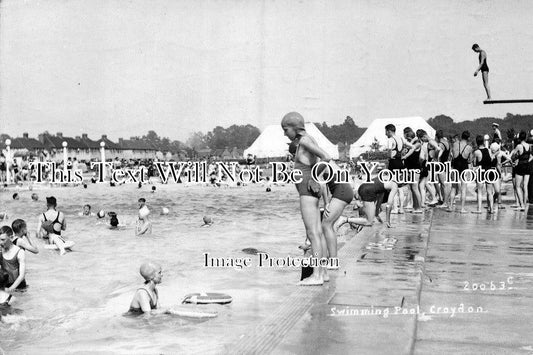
[230,205,533,355]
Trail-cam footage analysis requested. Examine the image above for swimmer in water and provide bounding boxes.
[11,219,38,254]
[136,205,152,236]
[31,193,39,201]
[109,212,119,229]
[0,226,27,292]
[12,193,19,200]
[201,216,214,227]
[78,204,96,217]
[128,262,162,314]
[37,196,68,255]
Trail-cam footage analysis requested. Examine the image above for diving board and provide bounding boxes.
[484,99,533,104]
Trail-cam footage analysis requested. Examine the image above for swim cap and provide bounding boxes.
[31,193,39,201]
[490,142,500,153]
[139,206,150,219]
[107,211,117,217]
[281,112,305,130]
[161,207,169,215]
[97,210,106,218]
[83,184,88,189]
[140,262,161,282]
[483,134,490,140]
[151,186,156,191]
[203,216,213,224]
[12,193,19,200]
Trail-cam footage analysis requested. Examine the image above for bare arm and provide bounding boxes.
[299,136,331,161]
[475,52,487,72]
[16,236,39,254]
[402,142,420,160]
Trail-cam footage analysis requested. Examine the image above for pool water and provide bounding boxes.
[0,183,309,354]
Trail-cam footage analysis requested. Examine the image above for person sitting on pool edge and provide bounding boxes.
[128,262,162,314]
[0,226,27,292]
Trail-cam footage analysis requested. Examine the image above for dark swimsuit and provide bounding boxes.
[43,211,65,240]
[0,249,27,290]
[439,140,450,163]
[452,142,469,174]
[477,147,500,181]
[388,137,404,171]
[404,140,421,170]
[479,53,489,72]
[128,287,158,314]
[515,144,531,176]
[358,178,387,202]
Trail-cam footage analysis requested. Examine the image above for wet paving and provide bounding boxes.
[267,205,533,355]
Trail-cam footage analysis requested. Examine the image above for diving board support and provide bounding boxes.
[483,99,533,104]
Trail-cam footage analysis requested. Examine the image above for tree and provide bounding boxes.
[186,132,208,150]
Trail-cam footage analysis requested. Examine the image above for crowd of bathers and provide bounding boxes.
[381,123,533,214]
[281,112,533,287]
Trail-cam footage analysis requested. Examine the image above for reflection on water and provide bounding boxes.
[0,184,308,353]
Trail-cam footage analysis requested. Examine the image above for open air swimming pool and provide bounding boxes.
[0,183,312,354]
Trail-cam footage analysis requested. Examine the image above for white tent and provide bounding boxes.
[244,123,339,159]
[349,117,436,158]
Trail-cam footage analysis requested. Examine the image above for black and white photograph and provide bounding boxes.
[1,0,532,354]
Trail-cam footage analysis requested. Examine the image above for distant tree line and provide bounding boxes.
[314,116,366,145]
[186,124,260,150]
[427,113,533,142]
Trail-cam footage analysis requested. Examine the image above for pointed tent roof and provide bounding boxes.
[244,123,339,159]
[349,117,435,158]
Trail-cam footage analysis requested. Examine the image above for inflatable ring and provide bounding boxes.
[182,292,232,305]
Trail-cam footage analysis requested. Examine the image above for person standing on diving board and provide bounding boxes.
[472,43,491,100]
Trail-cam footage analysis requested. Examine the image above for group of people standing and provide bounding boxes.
[385,123,532,214]
[283,112,533,286]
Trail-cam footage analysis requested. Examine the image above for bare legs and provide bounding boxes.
[322,198,348,269]
[299,196,325,285]
[482,72,491,100]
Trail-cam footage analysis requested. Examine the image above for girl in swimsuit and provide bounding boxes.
[129,262,162,314]
[282,112,329,286]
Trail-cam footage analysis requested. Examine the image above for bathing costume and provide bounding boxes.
[388,137,404,171]
[128,287,158,313]
[515,143,531,176]
[476,147,492,171]
[439,140,450,163]
[420,143,435,179]
[0,248,27,290]
[358,178,387,202]
[476,147,500,181]
[479,52,489,72]
[404,140,421,170]
[326,177,354,204]
[293,135,321,199]
[452,142,470,174]
[42,211,63,236]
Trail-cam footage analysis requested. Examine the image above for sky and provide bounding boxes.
[1,0,532,143]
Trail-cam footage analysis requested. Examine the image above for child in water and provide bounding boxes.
[136,206,152,236]
[128,262,162,314]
